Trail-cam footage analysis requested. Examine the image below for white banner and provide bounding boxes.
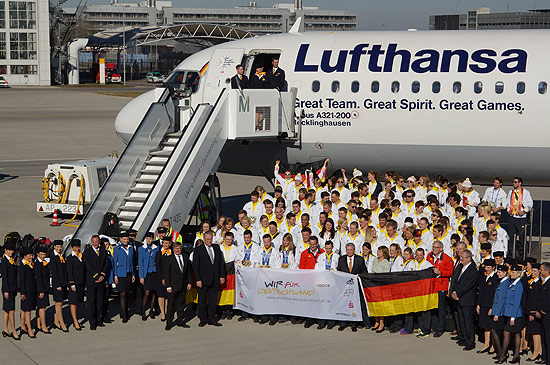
[234,266,363,322]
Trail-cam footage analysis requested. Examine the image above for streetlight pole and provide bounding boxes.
[122,3,126,85]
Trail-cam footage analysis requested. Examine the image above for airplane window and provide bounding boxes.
[351,81,360,93]
[432,81,441,94]
[495,81,504,94]
[332,81,340,93]
[411,81,420,93]
[474,81,483,94]
[312,80,320,92]
[539,81,547,94]
[391,81,400,93]
[517,82,525,94]
[371,81,380,93]
[453,81,461,94]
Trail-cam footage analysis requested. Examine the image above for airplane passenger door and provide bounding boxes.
[202,48,245,104]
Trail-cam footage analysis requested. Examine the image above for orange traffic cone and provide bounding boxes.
[50,209,60,226]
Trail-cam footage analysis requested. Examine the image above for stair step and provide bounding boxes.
[123,196,147,203]
[119,224,131,231]
[160,146,174,151]
[144,159,166,166]
[119,205,141,212]
[150,150,172,157]
[162,140,178,147]
[139,169,161,175]
[129,187,152,193]
[166,132,183,138]
[134,178,157,184]
[118,211,138,218]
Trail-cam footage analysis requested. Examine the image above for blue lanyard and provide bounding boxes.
[262,249,272,266]
[243,244,253,261]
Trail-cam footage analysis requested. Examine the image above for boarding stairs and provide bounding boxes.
[72,85,298,244]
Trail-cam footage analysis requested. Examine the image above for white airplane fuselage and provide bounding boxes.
[116,30,550,184]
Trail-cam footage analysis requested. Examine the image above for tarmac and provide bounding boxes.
[0,84,548,364]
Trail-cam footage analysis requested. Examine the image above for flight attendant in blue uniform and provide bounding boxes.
[113,232,135,323]
[494,265,525,364]
[491,265,510,360]
[1,241,20,339]
[139,232,159,320]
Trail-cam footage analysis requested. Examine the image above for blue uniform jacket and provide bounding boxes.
[138,243,159,279]
[493,277,524,318]
[492,277,509,316]
[112,245,135,277]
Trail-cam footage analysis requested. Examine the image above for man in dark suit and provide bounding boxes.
[536,262,550,365]
[265,57,286,91]
[449,241,465,342]
[192,231,226,327]
[450,249,478,351]
[83,234,109,330]
[164,242,192,330]
[230,64,248,90]
[336,242,368,332]
[248,64,266,89]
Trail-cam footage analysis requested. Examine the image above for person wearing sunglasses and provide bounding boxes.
[506,177,533,258]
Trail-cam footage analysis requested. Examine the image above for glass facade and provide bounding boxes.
[10,63,36,74]
[0,1,5,28]
[0,32,5,59]
[9,1,35,29]
[9,31,36,59]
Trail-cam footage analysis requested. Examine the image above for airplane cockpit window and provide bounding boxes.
[495,81,504,94]
[517,82,525,94]
[351,81,360,93]
[332,81,340,93]
[539,82,547,94]
[312,80,320,92]
[165,70,201,96]
[474,81,483,94]
[432,81,441,94]
[391,81,400,93]
[453,81,461,94]
[411,81,420,93]
[371,81,380,93]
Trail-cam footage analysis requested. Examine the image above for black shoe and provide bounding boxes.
[304,321,314,329]
[317,323,327,330]
[269,320,277,326]
[338,325,346,332]
[376,327,385,333]
[510,357,520,364]
[370,326,379,331]
[149,310,156,320]
[478,348,491,354]
[534,360,546,364]
[433,331,443,338]
[97,322,105,327]
[220,313,227,320]
[227,314,234,320]
[12,335,20,341]
[489,352,496,356]
[103,318,113,324]
[457,341,466,347]
[238,316,248,322]
[122,318,128,324]
[450,336,460,341]
[208,321,222,327]
[521,350,530,356]
[389,327,400,334]
[198,322,207,328]
[259,318,269,324]
[74,326,82,332]
[161,318,166,322]
[142,315,147,321]
[493,355,501,360]
[291,318,298,325]
[165,324,172,331]
[351,326,358,332]
[463,345,475,351]
[177,323,190,328]
[2,331,12,338]
[90,326,97,331]
[327,323,335,330]
[495,359,508,364]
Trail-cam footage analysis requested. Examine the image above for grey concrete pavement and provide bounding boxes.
[0,313,496,365]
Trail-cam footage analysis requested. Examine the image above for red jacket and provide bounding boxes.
[299,248,324,269]
[427,251,454,292]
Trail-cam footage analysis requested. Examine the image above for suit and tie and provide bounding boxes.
[83,245,109,328]
[536,277,550,365]
[164,252,192,328]
[231,74,248,89]
[265,66,286,91]
[337,254,368,329]
[450,261,479,348]
[192,243,226,324]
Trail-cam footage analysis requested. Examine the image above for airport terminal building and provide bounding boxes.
[430,7,550,30]
[0,0,50,85]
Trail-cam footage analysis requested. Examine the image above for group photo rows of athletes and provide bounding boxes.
[2,158,548,365]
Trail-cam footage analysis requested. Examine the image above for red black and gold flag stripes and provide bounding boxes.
[359,268,438,317]
[186,262,235,306]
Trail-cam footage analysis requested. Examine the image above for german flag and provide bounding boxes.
[186,262,235,306]
[360,269,438,317]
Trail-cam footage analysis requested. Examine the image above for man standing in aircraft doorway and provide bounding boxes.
[265,57,286,91]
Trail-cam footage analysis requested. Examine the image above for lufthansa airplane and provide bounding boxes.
[115,28,550,184]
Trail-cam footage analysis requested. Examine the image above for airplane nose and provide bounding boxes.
[115,89,163,143]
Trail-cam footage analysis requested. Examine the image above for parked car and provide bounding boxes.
[0,76,10,88]
[146,72,165,83]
